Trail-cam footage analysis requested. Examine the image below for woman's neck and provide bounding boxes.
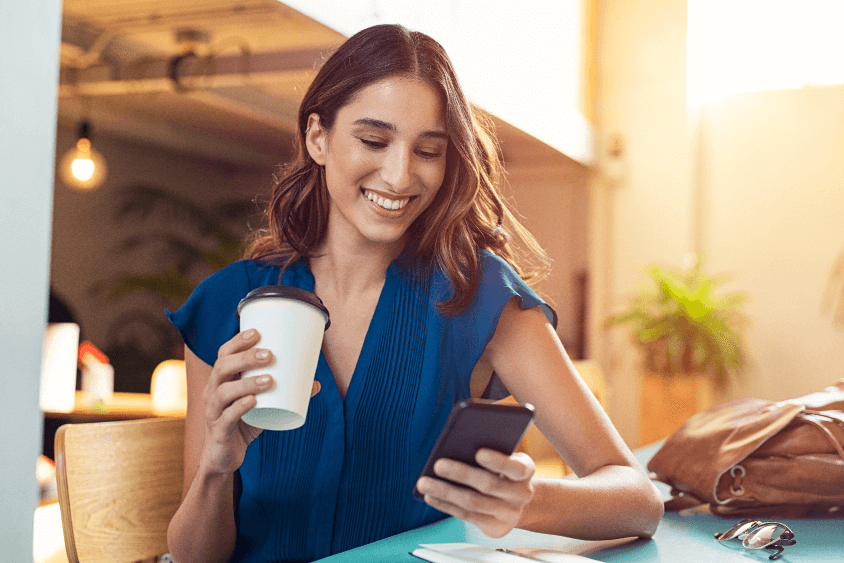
[309,227,405,301]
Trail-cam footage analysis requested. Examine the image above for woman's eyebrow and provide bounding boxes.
[353,117,395,131]
[353,117,448,141]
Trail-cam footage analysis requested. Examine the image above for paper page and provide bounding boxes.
[505,547,594,562]
[411,544,528,563]
[411,543,592,563]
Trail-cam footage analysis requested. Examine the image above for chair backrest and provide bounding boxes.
[55,417,185,563]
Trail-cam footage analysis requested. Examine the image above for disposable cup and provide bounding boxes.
[237,286,330,430]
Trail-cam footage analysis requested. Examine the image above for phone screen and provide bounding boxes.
[413,399,534,500]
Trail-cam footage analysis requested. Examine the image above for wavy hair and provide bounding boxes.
[246,24,550,314]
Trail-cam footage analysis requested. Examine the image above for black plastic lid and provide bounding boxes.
[237,285,330,330]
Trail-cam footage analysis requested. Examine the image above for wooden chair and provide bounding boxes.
[54,417,185,563]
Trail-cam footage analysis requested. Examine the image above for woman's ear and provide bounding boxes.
[304,113,327,165]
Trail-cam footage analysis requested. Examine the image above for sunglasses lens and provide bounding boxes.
[744,524,785,549]
[718,520,758,541]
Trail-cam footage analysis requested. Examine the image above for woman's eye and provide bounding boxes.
[416,149,443,160]
[359,138,386,149]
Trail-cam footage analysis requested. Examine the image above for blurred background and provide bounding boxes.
[3,1,844,558]
[46,0,844,444]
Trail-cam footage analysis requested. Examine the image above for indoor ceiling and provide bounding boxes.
[57,0,576,170]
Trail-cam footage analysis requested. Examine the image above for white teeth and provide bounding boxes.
[364,189,409,210]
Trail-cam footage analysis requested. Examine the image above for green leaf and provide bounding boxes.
[606,257,748,379]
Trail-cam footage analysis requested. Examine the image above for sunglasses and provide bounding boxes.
[715,519,797,560]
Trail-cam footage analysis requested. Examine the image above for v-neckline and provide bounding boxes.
[302,259,400,406]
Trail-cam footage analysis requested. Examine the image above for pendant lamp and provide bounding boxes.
[59,121,108,191]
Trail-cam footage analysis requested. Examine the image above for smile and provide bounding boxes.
[363,189,411,210]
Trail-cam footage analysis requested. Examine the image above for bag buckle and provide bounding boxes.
[729,464,746,496]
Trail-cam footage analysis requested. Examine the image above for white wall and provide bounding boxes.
[699,86,844,401]
[590,0,844,447]
[507,159,590,355]
[0,0,63,559]
[590,0,692,445]
[283,0,593,164]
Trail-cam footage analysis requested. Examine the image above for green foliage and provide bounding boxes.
[91,184,259,390]
[96,184,258,308]
[607,258,748,380]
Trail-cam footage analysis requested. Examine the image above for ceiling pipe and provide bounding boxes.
[58,46,328,98]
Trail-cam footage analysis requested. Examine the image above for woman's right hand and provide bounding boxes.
[199,329,321,475]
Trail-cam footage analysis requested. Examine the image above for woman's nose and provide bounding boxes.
[380,147,414,192]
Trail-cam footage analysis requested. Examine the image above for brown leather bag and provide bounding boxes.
[647,379,844,518]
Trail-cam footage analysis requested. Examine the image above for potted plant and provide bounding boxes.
[606,256,748,444]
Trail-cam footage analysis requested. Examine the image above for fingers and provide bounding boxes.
[415,451,535,538]
[209,374,273,421]
[218,328,260,358]
[416,472,530,538]
[476,449,536,482]
[209,330,273,389]
[205,330,275,423]
[311,380,321,397]
[420,494,510,538]
[427,455,532,507]
[216,394,257,432]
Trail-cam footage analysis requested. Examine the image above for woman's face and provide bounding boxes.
[305,75,448,250]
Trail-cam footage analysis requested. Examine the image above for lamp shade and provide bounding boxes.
[40,323,80,413]
[150,359,188,415]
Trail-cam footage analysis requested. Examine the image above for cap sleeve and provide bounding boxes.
[451,250,558,400]
[166,260,254,367]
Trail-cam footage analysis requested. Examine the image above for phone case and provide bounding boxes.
[413,399,534,500]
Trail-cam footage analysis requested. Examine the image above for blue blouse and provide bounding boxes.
[167,250,556,562]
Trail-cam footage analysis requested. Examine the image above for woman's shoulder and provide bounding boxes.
[193,258,298,294]
[433,248,557,327]
[428,249,524,298]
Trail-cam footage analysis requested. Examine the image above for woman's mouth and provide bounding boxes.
[362,189,411,211]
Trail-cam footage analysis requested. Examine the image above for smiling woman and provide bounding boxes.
[164,24,663,563]
[303,77,448,250]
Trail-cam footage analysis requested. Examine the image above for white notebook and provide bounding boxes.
[410,543,594,563]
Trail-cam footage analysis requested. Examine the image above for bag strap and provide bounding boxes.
[799,410,844,462]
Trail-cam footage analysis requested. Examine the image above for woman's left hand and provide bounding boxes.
[415,448,536,538]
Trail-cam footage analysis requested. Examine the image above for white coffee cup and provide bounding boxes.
[237,286,330,431]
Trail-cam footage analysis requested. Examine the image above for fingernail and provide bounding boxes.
[243,329,255,340]
[256,349,270,360]
[257,375,271,386]
[476,449,493,464]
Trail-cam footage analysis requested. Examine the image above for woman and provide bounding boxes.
[166,24,663,563]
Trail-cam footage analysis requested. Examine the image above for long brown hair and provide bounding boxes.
[246,24,550,314]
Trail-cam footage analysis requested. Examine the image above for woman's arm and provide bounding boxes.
[416,299,663,539]
[167,331,279,563]
[167,348,237,563]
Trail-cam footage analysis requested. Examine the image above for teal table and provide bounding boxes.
[317,442,843,562]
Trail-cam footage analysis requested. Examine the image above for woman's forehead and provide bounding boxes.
[339,76,448,135]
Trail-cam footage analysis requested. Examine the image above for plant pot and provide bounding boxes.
[639,371,723,445]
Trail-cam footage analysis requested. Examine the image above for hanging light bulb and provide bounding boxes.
[59,121,107,191]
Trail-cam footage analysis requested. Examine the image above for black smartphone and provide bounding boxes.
[413,399,535,500]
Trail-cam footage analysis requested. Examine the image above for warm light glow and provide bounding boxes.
[687,0,844,107]
[40,323,80,413]
[70,138,95,181]
[59,130,107,191]
[151,359,188,415]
